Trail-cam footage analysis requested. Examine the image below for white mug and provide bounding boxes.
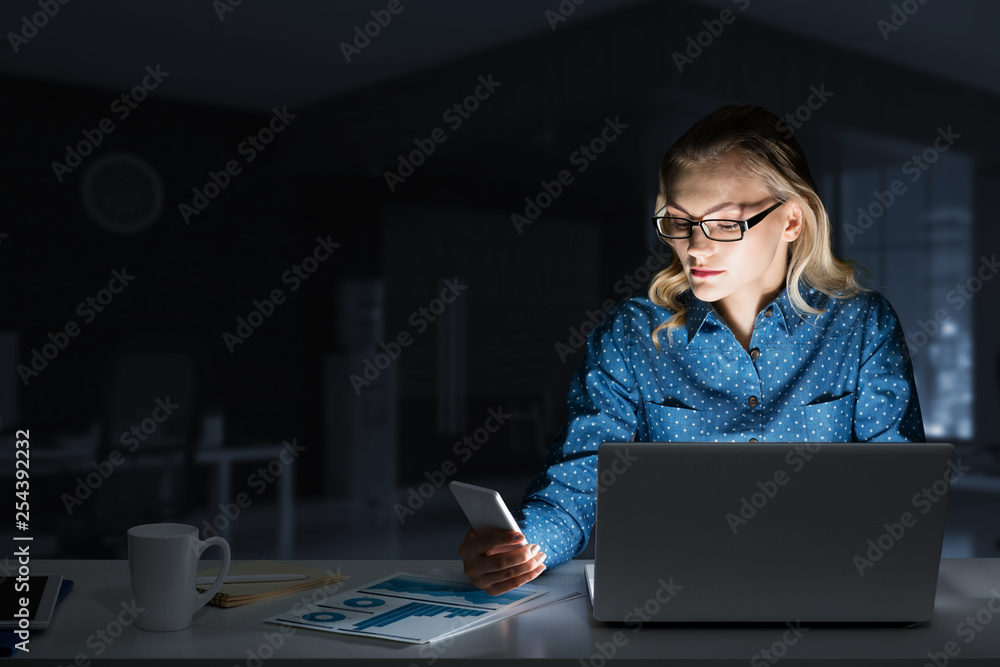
[127,523,231,631]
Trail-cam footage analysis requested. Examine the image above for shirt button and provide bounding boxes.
[749,438,758,443]
[748,396,758,407]
[750,347,760,360]
[764,308,773,318]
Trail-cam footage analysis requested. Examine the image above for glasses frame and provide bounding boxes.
[652,199,787,242]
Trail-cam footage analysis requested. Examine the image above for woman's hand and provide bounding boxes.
[457,528,547,595]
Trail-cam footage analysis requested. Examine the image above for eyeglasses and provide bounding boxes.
[652,199,786,242]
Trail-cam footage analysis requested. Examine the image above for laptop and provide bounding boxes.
[590,441,955,623]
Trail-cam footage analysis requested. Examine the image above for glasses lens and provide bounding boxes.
[657,217,691,237]
[703,220,743,241]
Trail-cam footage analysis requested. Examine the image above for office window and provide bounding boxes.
[837,132,973,440]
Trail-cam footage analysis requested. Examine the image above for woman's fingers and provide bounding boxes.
[465,543,547,592]
[465,541,536,578]
[457,528,547,594]
[458,528,523,560]
[479,558,547,596]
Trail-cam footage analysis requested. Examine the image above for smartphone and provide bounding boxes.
[449,481,526,553]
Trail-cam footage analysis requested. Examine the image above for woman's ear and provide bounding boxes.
[782,200,804,242]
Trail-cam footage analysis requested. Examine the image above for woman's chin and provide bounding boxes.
[689,283,727,303]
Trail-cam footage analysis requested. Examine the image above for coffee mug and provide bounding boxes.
[127,523,231,631]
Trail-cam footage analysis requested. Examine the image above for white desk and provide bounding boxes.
[13,558,1000,665]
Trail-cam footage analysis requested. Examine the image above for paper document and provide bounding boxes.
[266,571,554,644]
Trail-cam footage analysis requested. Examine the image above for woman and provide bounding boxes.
[458,105,925,595]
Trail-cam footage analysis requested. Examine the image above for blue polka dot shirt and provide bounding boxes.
[513,283,925,570]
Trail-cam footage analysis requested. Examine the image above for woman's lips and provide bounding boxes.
[690,267,724,277]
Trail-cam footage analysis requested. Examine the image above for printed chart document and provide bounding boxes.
[265,570,575,643]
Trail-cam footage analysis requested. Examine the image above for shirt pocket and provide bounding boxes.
[644,401,705,442]
[788,393,855,442]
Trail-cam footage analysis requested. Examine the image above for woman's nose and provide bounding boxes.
[685,225,716,255]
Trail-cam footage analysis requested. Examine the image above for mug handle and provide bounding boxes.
[191,535,232,612]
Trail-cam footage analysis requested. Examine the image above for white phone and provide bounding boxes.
[449,481,527,552]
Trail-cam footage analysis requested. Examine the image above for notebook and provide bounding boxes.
[196,560,345,608]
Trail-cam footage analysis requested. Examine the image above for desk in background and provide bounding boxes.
[14,558,1000,665]
[198,443,295,559]
[1,439,295,559]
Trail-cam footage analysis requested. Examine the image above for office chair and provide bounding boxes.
[63,337,206,557]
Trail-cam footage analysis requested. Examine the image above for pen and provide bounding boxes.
[196,574,309,585]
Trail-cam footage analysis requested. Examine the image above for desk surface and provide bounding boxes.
[14,558,1000,665]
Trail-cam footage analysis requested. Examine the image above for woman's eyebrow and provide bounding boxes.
[664,200,747,216]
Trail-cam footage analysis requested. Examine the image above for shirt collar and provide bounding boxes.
[681,281,821,345]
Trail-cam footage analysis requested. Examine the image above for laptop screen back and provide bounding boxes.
[592,441,954,623]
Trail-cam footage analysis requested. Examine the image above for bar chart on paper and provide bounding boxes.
[362,574,537,608]
[351,601,486,631]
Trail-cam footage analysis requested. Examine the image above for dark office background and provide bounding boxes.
[1,0,999,561]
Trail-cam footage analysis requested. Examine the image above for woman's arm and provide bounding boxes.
[514,302,642,569]
[854,292,926,442]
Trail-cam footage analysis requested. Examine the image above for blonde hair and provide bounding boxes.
[649,105,865,352]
